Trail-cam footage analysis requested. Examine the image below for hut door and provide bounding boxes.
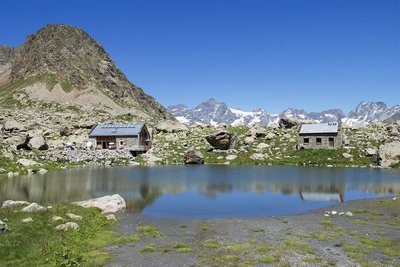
[329,138,334,147]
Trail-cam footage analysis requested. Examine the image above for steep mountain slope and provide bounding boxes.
[167,99,398,126]
[0,24,172,121]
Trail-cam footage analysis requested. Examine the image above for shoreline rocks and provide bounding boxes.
[73,194,126,214]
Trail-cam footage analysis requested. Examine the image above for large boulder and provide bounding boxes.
[279,118,298,129]
[206,131,237,150]
[73,194,126,213]
[155,120,188,133]
[184,149,204,164]
[29,135,49,150]
[378,141,400,168]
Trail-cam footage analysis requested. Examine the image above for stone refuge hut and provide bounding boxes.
[88,124,151,155]
[298,122,342,149]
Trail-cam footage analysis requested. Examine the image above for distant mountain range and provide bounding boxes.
[167,99,400,127]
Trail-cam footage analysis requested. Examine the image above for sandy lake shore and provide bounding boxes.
[105,196,400,267]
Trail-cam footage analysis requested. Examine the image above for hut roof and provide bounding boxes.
[89,124,144,137]
[299,122,339,134]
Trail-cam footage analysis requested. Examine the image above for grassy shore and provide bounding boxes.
[0,204,139,267]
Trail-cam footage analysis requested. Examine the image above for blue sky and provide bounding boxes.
[1,0,399,113]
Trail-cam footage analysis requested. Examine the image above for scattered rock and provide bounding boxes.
[257,143,270,149]
[3,119,25,132]
[247,125,267,138]
[56,222,79,231]
[265,132,276,140]
[339,212,345,216]
[105,214,117,221]
[226,155,237,161]
[155,120,188,133]
[244,136,255,145]
[0,168,5,173]
[365,147,376,157]
[331,210,338,215]
[52,216,64,221]
[393,197,399,200]
[250,153,265,160]
[0,219,8,232]
[342,153,353,159]
[184,149,204,164]
[60,126,72,136]
[66,213,83,221]
[206,131,237,150]
[17,158,41,167]
[7,172,14,178]
[2,200,30,208]
[38,169,48,175]
[345,211,353,217]
[73,194,126,214]
[279,118,298,129]
[22,217,33,223]
[378,141,400,168]
[21,203,47,212]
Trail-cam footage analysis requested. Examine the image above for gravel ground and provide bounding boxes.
[105,197,400,267]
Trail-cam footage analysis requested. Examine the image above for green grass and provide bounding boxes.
[135,224,163,237]
[174,243,192,253]
[319,219,333,226]
[0,204,125,267]
[140,243,156,253]
[259,255,279,264]
[204,241,219,249]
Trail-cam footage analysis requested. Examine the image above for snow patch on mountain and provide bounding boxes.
[167,99,399,127]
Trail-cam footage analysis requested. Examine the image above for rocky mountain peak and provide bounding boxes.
[2,24,173,120]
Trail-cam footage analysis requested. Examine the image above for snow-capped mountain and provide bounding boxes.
[342,102,400,127]
[167,99,400,127]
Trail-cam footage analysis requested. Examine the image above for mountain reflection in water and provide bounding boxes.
[0,166,399,217]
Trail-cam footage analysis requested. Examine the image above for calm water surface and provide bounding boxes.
[1,165,399,218]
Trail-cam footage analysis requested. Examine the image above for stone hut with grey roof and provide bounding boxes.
[298,122,342,149]
[88,124,151,155]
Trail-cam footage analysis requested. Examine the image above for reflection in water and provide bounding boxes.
[0,166,399,218]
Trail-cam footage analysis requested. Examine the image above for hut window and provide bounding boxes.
[316,138,322,145]
[304,138,309,144]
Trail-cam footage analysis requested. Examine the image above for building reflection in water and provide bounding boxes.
[0,166,399,213]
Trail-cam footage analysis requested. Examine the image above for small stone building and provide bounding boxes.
[298,122,342,149]
[88,124,151,155]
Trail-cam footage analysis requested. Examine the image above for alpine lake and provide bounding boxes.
[1,165,399,219]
